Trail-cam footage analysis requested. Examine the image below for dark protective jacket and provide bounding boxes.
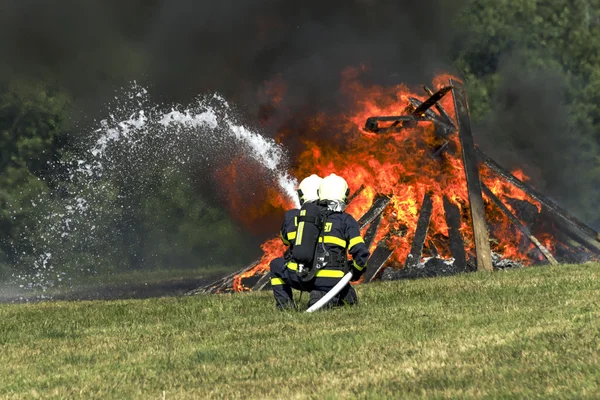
[279,209,299,258]
[287,210,370,279]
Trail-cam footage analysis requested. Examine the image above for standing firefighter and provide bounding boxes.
[270,173,370,310]
[269,174,323,310]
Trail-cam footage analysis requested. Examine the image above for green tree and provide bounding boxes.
[0,79,71,266]
[453,0,600,227]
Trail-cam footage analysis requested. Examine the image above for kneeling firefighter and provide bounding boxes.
[269,174,323,310]
[270,173,370,310]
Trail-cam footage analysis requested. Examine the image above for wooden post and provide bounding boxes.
[450,79,493,271]
[443,196,468,272]
[481,183,558,265]
[404,192,434,269]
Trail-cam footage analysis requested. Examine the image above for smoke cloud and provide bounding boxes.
[474,55,600,225]
[0,0,464,120]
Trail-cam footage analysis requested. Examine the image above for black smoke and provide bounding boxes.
[0,0,465,121]
[474,55,600,226]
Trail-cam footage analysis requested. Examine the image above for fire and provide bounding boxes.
[229,68,566,292]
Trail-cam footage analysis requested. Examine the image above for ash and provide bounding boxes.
[379,252,524,281]
[490,252,525,270]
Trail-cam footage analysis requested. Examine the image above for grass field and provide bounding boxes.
[1,263,599,399]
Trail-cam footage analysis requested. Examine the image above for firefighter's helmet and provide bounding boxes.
[318,173,350,204]
[297,174,323,205]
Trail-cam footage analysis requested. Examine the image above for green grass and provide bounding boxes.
[1,263,599,399]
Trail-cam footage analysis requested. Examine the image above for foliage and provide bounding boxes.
[0,80,69,264]
[453,0,600,226]
[0,264,599,398]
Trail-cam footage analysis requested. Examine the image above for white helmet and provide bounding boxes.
[318,173,350,204]
[297,174,323,205]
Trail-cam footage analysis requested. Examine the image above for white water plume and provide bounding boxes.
[88,87,298,203]
[5,83,299,299]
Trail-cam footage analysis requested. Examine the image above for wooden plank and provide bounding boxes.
[423,85,457,129]
[411,86,453,116]
[251,271,271,291]
[477,147,600,248]
[557,220,600,256]
[348,184,366,204]
[362,242,394,283]
[426,240,439,258]
[408,97,455,133]
[404,193,434,269]
[358,195,392,229]
[363,213,383,248]
[451,79,493,271]
[443,196,468,272]
[481,183,558,265]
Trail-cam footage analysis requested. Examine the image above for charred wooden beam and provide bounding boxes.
[362,240,394,283]
[348,184,366,204]
[481,183,558,265]
[363,86,452,134]
[251,271,271,291]
[186,260,259,295]
[553,218,600,256]
[405,193,434,269]
[364,115,430,134]
[408,97,439,120]
[358,195,392,229]
[408,98,456,135]
[443,196,468,272]
[423,85,457,130]
[476,147,600,250]
[451,79,493,271]
[426,240,439,258]
[364,213,383,248]
[412,85,453,116]
[432,141,450,158]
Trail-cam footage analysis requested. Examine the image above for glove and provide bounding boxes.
[347,260,365,282]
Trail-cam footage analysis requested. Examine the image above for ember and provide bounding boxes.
[189,72,600,295]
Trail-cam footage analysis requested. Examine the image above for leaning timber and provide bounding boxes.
[481,183,558,265]
[477,147,600,254]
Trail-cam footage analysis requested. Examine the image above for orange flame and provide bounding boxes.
[229,68,577,291]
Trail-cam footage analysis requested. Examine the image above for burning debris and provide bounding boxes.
[188,74,600,296]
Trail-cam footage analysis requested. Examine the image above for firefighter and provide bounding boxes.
[269,174,323,309]
[270,173,370,310]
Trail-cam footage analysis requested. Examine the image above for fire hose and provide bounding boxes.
[305,272,353,313]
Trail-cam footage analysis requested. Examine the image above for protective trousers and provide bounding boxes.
[269,257,357,310]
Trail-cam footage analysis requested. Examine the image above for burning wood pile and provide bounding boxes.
[188,76,600,296]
